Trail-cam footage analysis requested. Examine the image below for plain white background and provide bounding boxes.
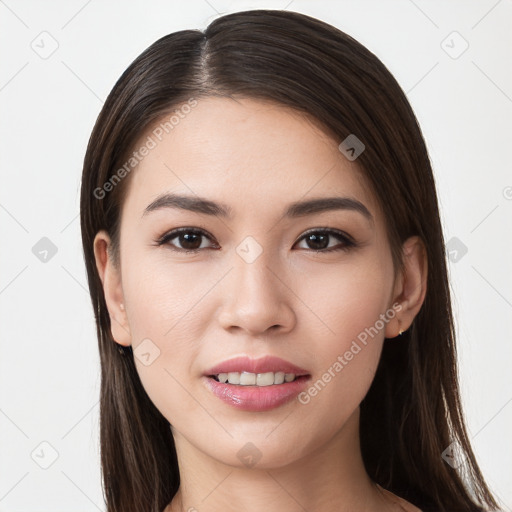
[0,0,511,510]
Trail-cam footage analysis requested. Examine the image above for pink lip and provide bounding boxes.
[202,355,311,412]
[203,355,309,376]
[202,375,311,411]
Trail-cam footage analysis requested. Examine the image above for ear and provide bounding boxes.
[93,230,132,347]
[385,236,428,338]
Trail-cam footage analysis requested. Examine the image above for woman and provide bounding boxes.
[80,9,499,512]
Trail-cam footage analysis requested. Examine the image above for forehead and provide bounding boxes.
[122,96,380,222]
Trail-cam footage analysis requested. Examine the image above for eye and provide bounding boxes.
[156,227,356,254]
[156,227,218,253]
[293,229,356,252]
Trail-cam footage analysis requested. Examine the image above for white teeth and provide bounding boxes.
[214,371,299,386]
[274,371,285,385]
[217,373,229,383]
[240,372,256,385]
[227,372,240,384]
[256,372,274,386]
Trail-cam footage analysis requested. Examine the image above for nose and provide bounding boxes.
[217,247,296,337]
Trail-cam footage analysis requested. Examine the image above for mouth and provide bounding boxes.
[202,372,311,412]
[202,355,311,411]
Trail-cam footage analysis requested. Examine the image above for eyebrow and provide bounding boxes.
[142,193,373,223]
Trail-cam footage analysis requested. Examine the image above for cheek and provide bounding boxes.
[295,251,393,341]
[292,256,393,413]
[118,249,212,411]
[121,271,207,423]
[121,247,215,340]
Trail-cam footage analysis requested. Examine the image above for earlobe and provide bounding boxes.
[385,236,428,339]
[93,230,132,347]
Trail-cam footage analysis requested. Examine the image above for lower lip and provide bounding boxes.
[202,375,311,412]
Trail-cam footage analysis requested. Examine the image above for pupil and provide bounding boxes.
[308,233,328,250]
[180,233,201,250]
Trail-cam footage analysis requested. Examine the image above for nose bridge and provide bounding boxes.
[233,234,283,301]
[217,234,294,334]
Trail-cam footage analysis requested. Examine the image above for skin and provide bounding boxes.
[94,97,427,512]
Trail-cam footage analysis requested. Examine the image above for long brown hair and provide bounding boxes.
[80,9,499,512]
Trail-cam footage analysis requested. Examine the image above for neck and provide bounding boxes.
[166,408,395,512]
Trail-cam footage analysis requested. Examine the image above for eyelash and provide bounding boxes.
[155,227,357,254]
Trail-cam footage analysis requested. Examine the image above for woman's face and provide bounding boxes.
[102,96,403,468]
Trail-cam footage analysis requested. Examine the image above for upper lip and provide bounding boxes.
[204,355,310,376]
